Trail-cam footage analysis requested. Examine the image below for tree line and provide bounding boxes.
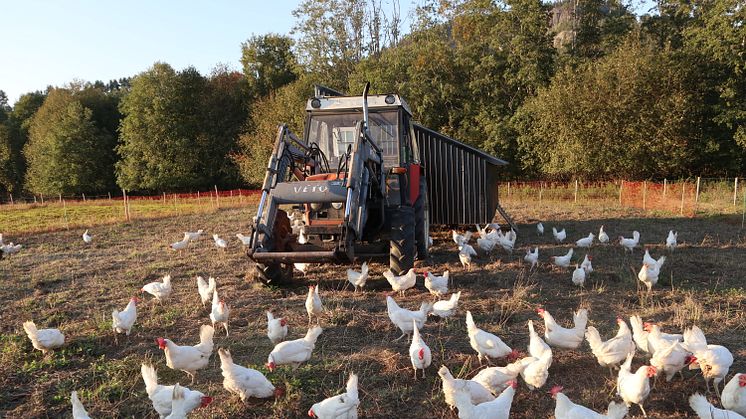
[1,0,743,198]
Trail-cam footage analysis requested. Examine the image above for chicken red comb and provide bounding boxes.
[199,396,213,408]
[647,366,658,377]
[588,255,593,260]
[685,355,697,365]
[280,318,287,327]
[418,348,425,360]
[508,380,519,389]
[308,408,316,417]
[739,374,746,387]
[549,385,563,396]
[536,307,545,314]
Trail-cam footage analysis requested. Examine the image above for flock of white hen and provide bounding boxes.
[6,218,746,418]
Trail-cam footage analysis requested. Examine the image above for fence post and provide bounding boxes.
[34,195,37,204]
[108,192,112,201]
[214,185,219,209]
[58,193,62,203]
[742,185,745,229]
[40,193,44,204]
[122,189,129,221]
[539,182,543,202]
[642,181,647,210]
[663,179,667,197]
[619,180,623,206]
[574,180,579,203]
[680,182,685,215]
[695,176,701,202]
[507,182,510,197]
[82,193,86,202]
[734,177,739,206]
[163,192,166,205]
[9,194,13,205]
[197,190,200,203]
[62,198,68,229]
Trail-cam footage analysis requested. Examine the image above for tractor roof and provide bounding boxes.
[306,93,413,116]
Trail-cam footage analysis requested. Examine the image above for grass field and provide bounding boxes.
[1,200,745,418]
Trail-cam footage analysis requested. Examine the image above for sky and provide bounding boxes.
[1,0,655,105]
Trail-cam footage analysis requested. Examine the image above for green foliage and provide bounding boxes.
[117,62,248,191]
[515,37,696,179]
[24,88,117,195]
[241,34,297,97]
[235,77,312,186]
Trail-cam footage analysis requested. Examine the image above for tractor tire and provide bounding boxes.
[252,262,294,286]
[389,206,416,275]
[414,176,429,260]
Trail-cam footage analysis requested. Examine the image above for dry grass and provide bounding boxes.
[1,200,745,418]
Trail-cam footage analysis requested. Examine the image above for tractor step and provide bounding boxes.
[496,202,518,232]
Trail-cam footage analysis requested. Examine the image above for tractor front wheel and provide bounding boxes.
[414,176,429,260]
[252,262,294,286]
[389,206,416,275]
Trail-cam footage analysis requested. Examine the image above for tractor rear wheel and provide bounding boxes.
[252,262,294,286]
[389,206,416,275]
[414,176,429,260]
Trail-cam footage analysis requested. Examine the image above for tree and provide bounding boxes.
[515,36,699,179]
[0,92,46,194]
[24,90,116,195]
[235,77,312,186]
[241,34,297,98]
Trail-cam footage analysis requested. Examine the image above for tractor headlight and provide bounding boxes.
[331,202,343,210]
[311,202,323,211]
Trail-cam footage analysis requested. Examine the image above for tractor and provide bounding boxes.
[246,83,511,285]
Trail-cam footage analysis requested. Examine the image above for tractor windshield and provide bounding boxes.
[307,110,400,167]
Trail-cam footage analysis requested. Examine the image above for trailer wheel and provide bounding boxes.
[252,262,294,286]
[389,206,416,275]
[414,176,429,260]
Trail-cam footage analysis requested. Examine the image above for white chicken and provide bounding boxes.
[472,357,534,394]
[571,265,586,287]
[141,275,173,302]
[630,316,682,355]
[294,262,311,276]
[585,318,635,372]
[169,238,189,251]
[424,271,449,296]
[537,222,544,235]
[235,233,251,245]
[112,297,139,338]
[196,276,216,308]
[212,234,227,249]
[71,391,91,419]
[477,237,497,254]
[165,384,189,419]
[722,373,746,416]
[383,268,416,295]
[438,365,494,410]
[458,244,478,268]
[453,381,517,419]
[683,325,734,395]
[141,363,212,418]
[575,233,595,248]
[209,289,230,336]
[157,325,214,383]
[551,249,574,268]
[305,285,323,325]
[431,291,461,318]
[524,247,539,270]
[619,231,640,252]
[689,393,746,419]
[638,262,662,292]
[466,311,516,364]
[552,227,567,243]
[409,319,432,379]
[527,320,552,361]
[616,353,656,417]
[537,307,588,349]
[551,386,628,419]
[23,320,65,354]
[386,295,432,340]
[453,230,473,246]
[520,349,552,390]
[266,311,288,344]
[496,230,516,254]
[649,339,693,382]
[218,348,281,401]
[267,326,323,371]
[82,230,92,244]
[1,242,23,255]
[580,254,593,273]
[346,262,369,292]
[666,230,678,251]
[642,249,666,270]
[308,373,359,419]
[598,225,609,244]
[184,230,204,242]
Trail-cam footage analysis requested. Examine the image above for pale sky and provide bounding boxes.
[1,0,654,105]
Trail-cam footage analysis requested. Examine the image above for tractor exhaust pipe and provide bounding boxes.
[362,82,370,131]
